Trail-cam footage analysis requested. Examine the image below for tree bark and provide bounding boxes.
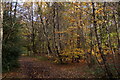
[117,2,120,53]
[14,2,17,19]
[31,2,36,55]
[52,2,62,63]
[0,1,3,79]
[103,2,120,76]
[92,2,113,78]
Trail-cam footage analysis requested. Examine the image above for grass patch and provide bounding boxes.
[35,56,48,61]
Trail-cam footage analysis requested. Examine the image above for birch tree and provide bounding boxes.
[0,1,3,79]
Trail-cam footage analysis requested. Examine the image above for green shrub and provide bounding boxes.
[2,10,23,72]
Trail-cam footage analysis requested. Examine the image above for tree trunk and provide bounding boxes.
[31,2,36,55]
[52,2,62,63]
[116,2,120,54]
[92,2,113,78]
[14,2,17,19]
[0,1,3,79]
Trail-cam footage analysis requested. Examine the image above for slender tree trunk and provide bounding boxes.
[52,2,62,63]
[103,2,120,76]
[56,3,61,54]
[14,2,17,19]
[31,2,35,55]
[39,11,52,55]
[52,3,56,54]
[76,4,81,49]
[92,2,113,78]
[117,2,120,53]
[0,1,3,79]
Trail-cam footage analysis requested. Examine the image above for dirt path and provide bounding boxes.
[2,56,90,79]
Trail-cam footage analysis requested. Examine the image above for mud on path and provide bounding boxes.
[2,56,90,79]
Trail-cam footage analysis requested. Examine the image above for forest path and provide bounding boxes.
[2,56,90,79]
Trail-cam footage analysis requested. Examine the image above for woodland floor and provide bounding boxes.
[2,56,95,79]
[2,55,120,79]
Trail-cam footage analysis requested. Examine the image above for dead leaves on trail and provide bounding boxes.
[3,56,90,78]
